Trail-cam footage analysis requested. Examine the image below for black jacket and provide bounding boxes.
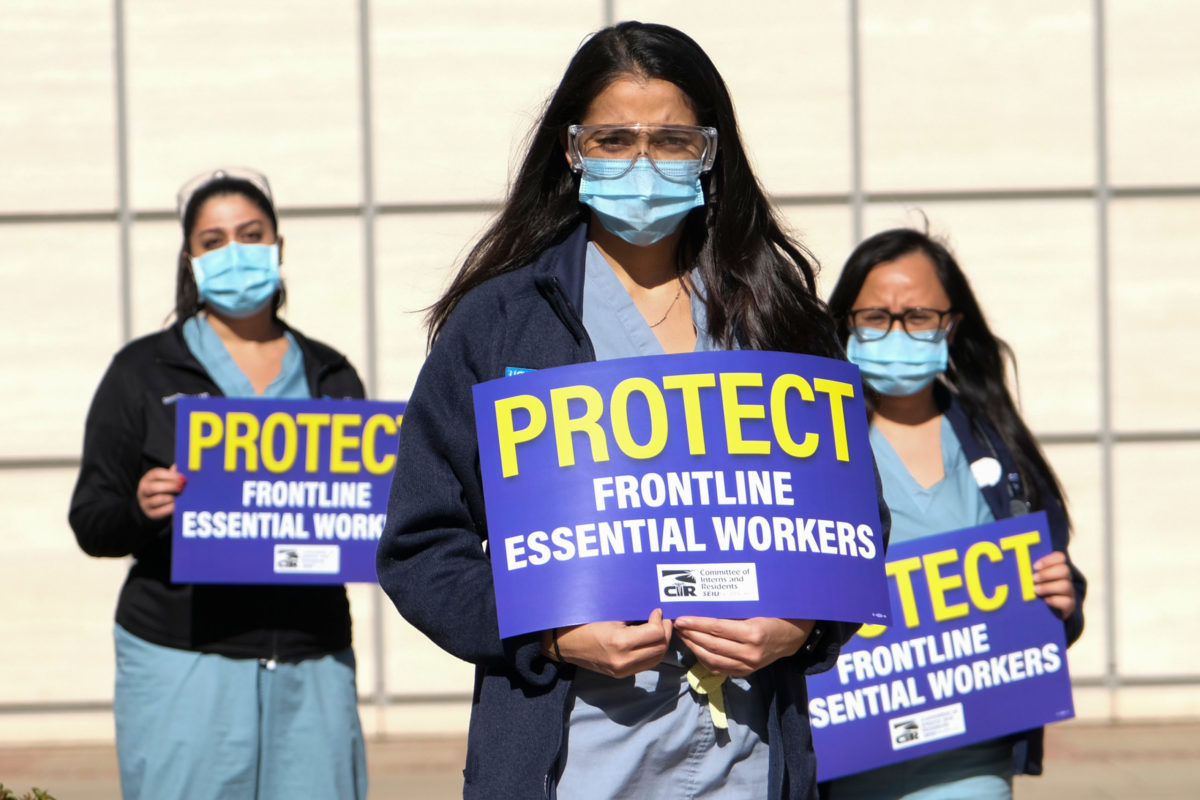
[377,223,888,799]
[69,318,364,661]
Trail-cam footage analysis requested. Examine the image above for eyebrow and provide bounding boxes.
[194,219,267,238]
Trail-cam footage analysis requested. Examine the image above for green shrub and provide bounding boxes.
[0,785,56,800]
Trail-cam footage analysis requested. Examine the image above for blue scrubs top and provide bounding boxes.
[554,243,770,799]
[182,315,309,400]
[829,416,1011,800]
[869,417,994,546]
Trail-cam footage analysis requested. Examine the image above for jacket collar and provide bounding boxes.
[938,384,1026,521]
[531,222,592,346]
[153,315,347,395]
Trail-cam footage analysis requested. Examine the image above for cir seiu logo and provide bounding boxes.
[892,718,920,745]
[659,567,698,599]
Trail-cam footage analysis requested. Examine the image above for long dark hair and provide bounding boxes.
[828,226,1069,525]
[173,176,285,321]
[426,21,838,358]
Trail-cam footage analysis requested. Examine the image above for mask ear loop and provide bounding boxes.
[183,250,199,282]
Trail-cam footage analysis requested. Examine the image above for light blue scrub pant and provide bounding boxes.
[113,624,367,800]
[827,739,1012,800]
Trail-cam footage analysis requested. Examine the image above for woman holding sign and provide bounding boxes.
[823,227,1087,798]
[378,21,882,800]
[69,168,367,799]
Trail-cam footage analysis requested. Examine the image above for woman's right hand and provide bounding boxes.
[548,609,673,678]
[136,465,185,519]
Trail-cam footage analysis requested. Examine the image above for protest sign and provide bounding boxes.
[172,397,404,584]
[809,513,1074,780]
[472,350,890,638]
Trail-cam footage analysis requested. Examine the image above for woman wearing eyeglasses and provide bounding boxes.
[376,21,879,800]
[69,168,367,800]
[822,227,1086,799]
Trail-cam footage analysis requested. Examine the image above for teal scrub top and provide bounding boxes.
[554,242,769,799]
[182,315,309,400]
[829,417,1010,800]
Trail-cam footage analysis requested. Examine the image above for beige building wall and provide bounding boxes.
[2,0,1197,744]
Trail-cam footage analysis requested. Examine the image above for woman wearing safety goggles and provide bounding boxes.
[377,21,877,800]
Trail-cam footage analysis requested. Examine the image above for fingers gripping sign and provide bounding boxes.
[1032,550,1077,620]
[550,609,674,678]
[674,616,816,677]
[138,463,186,519]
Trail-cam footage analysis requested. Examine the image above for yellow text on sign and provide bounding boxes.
[493,371,855,478]
[857,530,1041,639]
[187,411,404,475]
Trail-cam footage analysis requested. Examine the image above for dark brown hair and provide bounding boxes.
[426,21,839,359]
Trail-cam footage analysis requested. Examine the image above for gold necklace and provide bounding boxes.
[648,279,683,328]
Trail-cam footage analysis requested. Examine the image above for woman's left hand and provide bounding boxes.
[673,617,815,677]
[1033,550,1077,620]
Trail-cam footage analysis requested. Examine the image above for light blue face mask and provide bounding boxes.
[578,157,705,246]
[190,241,281,318]
[846,328,949,396]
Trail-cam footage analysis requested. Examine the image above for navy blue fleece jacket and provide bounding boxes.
[377,223,889,799]
[942,389,1087,775]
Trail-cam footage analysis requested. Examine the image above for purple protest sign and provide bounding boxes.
[172,397,405,585]
[471,350,890,639]
[809,513,1075,781]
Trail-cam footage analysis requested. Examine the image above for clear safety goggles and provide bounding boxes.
[176,166,274,221]
[567,123,718,182]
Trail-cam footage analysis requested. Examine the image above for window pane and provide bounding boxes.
[384,608,475,703]
[618,1,852,194]
[777,204,854,300]
[272,216,368,387]
[1110,198,1200,432]
[0,468,128,703]
[860,1,1094,191]
[1,223,121,458]
[862,201,1098,433]
[125,2,361,210]
[0,2,115,212]
[1115,443,1200,676]
[130,219,180,339]
[380,605,474,735]
[371,3,603,203]
[375,212,493,402]
[347,584,382,700]
[1043,444,1105,679]
[1108,0,1200,185]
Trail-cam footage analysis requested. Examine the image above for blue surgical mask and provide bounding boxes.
[190,242,281,318]
[846,329,948,396]
[578,158,704,246]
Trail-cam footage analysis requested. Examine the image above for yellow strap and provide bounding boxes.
[686,663,728,730]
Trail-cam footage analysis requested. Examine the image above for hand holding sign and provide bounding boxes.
[675,616,816,677]
[1033,551,1077,620]
[554,609,675,678]
[138,464,185,519]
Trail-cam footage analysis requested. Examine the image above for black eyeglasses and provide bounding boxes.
[848,307,956,342]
